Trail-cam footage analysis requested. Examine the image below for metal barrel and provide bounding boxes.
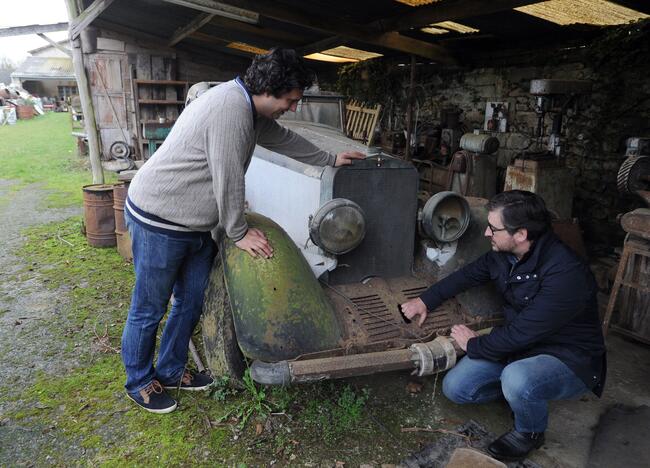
[112,182,133,261]
[82,184,116,247]
[112,183,128,233]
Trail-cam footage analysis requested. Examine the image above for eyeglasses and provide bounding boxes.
[486,222,509,235]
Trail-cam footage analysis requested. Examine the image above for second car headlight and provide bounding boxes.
[309,199,366,255]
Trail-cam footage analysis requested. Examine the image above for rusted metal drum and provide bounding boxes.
[82,184,116,247]
[113,181,133,261]
[113,183,128,233]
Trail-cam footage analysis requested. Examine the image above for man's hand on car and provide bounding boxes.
[334,151,365,167]
[235,228,274,259]
[450,324,479,352]
[400,298,428,326]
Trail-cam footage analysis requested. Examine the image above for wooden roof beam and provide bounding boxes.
[69,0,117,39]
[203,15,306,44]
[161,0,259,24]
[36,33,72,56]
[180,0,455,62]
[373,0,546,32]
[297,36,346,57]
[169,12,215,47]
[0,22,68,38]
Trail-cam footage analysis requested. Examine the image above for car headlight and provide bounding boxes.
[421,191,470,242]
[309,199,366,255]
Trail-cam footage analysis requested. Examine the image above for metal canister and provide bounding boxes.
[460,133,500,155]
[82,184,116,247]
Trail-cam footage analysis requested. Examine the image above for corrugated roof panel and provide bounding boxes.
[422,21,480,35]
[11,57,75,80]
[319,46,383,61]
[394,0,439,6]
[304,53,358,63]
[515,0,649,26]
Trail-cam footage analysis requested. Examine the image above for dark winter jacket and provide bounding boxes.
[420,231,606,396]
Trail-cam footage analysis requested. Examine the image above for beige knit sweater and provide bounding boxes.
[128,79,336,241]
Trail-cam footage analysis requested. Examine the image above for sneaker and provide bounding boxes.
[162,370,214,391]
[127,380,177,414]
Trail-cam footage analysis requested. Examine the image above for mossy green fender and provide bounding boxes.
[220,213,343,362]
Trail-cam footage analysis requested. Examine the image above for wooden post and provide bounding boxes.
[404,55,416,161]
[64,0,104,184]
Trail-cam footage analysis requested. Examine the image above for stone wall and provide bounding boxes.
[340,20,650,252]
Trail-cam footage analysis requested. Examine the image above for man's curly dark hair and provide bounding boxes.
[244,48,315,98]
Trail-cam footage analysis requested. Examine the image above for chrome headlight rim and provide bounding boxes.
[309,198,366,255]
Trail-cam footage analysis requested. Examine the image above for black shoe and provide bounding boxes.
[162,370,214,391]
[487,429,545,462]
[127,380,177,414]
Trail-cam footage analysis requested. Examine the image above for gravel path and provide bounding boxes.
[0,180,83,464]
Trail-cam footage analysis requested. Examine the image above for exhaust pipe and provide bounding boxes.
[250,336,461,385]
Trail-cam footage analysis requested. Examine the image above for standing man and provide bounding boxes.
[122,48,364,413]
[401,190,606,462]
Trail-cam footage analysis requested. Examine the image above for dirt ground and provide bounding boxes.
[2,179,650,467]
[0,181,85,461]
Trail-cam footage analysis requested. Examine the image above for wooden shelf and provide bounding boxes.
[131,76,190,160]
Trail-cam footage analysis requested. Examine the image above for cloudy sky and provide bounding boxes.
[0,0,69,65]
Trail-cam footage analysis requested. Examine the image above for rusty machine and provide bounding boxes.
[505,79,591,219]
[602,137,650,342]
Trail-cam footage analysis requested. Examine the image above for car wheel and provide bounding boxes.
[201,254,247,388]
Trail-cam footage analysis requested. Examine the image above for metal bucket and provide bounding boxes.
[82,184,116,247]
[112,182,133,261]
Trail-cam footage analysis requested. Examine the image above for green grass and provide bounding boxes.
[0,112,115,207]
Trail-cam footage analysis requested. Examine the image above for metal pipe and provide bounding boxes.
[250,336,462,385]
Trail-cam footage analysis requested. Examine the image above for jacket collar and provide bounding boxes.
[510,230,557,273]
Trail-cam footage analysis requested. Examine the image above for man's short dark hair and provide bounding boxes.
[244,48,315,98]
[486,190,552,241]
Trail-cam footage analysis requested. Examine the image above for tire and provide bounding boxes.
[201,254,247,388]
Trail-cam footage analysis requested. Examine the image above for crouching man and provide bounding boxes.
[401,190,606,462]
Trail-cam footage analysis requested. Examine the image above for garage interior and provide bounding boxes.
[36,0,650,465]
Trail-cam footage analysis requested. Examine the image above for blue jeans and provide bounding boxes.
[442,354,589,433]
[122,211,216,394]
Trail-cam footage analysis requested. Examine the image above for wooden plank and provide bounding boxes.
[95,94,126,127]
[136,55,153,124]
[169,12,215,47]
[297,36,345,57]
[70,0,117,40]
[0,22,68,38]
[36,33,72,56]
[161,0,259,24]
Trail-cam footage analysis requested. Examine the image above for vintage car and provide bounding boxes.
[197,89,502,386]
